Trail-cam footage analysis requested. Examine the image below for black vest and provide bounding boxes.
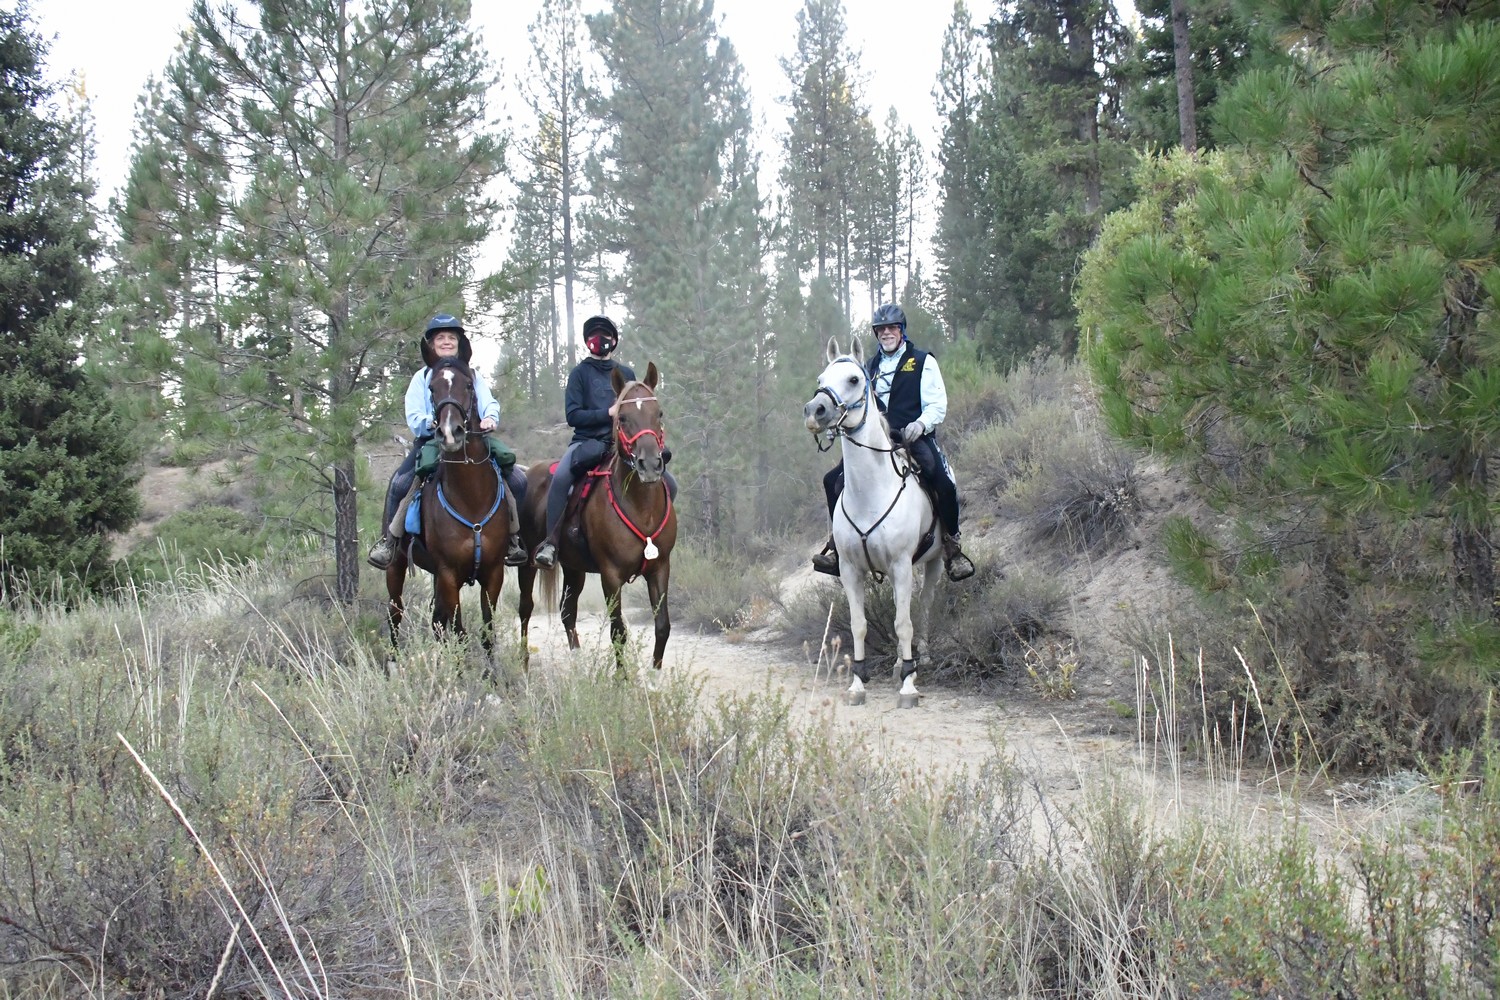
[867,344,928,429]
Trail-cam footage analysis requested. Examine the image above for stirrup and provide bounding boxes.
[811,549,840,576]
[367,536,395,570]
[534,540,558,569]
[504,536,528,567]
[945,550,975,582]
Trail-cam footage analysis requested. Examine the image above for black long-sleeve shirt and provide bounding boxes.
[565,357,636,444]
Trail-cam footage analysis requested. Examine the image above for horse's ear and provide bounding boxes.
[850,337,865,366]
[826,336,840,364]
[611,365,626,396]
[644,361,658,389]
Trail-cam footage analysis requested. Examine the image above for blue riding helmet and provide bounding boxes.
[421,313,473,366]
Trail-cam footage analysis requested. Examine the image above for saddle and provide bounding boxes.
[544,455,612,571]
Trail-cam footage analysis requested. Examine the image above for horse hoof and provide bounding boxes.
[898,691,920,710]
[845,689,866,707]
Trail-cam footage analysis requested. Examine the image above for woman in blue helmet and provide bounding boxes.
[813,303,974,581]
[367,314,528,570]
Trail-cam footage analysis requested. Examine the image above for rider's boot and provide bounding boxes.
[942,533,975,582]
[504,491,528,567]
[367,534,396,570]
[811,535,840,576]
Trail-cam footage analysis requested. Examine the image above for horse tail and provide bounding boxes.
[539,564,560,615]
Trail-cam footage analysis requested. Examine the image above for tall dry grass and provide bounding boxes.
[1,555,1498,997]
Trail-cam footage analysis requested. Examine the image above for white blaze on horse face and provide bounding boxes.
[443,370,455,387]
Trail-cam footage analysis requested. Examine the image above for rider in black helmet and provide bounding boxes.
[812,303,974,581]
[533,315,678,568]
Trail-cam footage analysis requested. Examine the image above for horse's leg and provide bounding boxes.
[644,561,671,673]
[915,558,942,666]
[841,571,870,706]
[384,547,408,675]
[431,571,463,643]
[598,570,629,676]
[517,563,537,672]
[479,559,505,663]
[560,566,587,651]
[890,560,921,709]
[598,576,630,676]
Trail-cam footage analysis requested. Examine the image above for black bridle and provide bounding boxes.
[429,360,488,465]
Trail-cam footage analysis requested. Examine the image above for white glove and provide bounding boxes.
[901,420,925,445]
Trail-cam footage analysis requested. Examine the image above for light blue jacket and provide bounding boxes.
[403,367,501,438]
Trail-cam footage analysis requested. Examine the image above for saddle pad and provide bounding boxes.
[405,488,423,535]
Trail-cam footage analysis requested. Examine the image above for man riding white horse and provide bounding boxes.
[812,303,975,582]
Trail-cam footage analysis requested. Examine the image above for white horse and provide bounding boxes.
[803,335,943,708]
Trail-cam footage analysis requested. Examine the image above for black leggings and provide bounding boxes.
[822,435,960,538]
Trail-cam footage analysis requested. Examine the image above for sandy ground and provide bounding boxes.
[507,580,1408,857]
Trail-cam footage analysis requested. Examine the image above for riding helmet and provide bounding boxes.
[583,315,620,357]
[422,313,472,367]
[871,303,907,334]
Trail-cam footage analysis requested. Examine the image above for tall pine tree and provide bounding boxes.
[586,0,769,541]
[110,0,505,601]
[1081,5,1500,620]
[0,4,139,591]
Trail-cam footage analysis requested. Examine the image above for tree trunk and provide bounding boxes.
[1171,0,1198,155]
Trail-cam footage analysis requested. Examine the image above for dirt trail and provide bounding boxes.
[514,597,1393,853]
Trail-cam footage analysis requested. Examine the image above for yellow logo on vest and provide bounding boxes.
[901,358,917,372]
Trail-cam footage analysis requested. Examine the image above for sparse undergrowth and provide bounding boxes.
[5,558,1500,997]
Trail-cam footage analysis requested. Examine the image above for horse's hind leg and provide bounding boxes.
[560,567,587,651]
[517,564,537,671]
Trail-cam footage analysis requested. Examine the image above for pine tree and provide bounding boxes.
[934,0,990,342]
[1121,0,1262,152]
[1080,5,1500,617]
[586,0,769,541]
[518,0,592,371]
[109,0,504,602]
[778,0,869,319]
[0,5,140,591]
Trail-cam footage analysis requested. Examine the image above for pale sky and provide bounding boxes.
[28,0,953,212]
[21,0,958,360]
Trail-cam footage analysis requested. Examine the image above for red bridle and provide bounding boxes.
[615,392,665,457]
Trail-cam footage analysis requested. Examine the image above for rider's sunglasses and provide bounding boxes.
[874,324,902,334]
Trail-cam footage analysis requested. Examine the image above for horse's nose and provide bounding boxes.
[803,398,826,429]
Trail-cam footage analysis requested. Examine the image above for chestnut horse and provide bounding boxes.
[385,358,513,654]
[516,362,677,673]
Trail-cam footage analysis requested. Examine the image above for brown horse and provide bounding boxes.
[386,358,512,655]
[516,362,677,673]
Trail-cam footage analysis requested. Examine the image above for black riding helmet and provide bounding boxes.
[871,303,907,334]
[420,313,473,368]
[871,303,907,353]
[583,315,619,357]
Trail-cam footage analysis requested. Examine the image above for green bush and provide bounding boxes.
[117,504,270,585]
